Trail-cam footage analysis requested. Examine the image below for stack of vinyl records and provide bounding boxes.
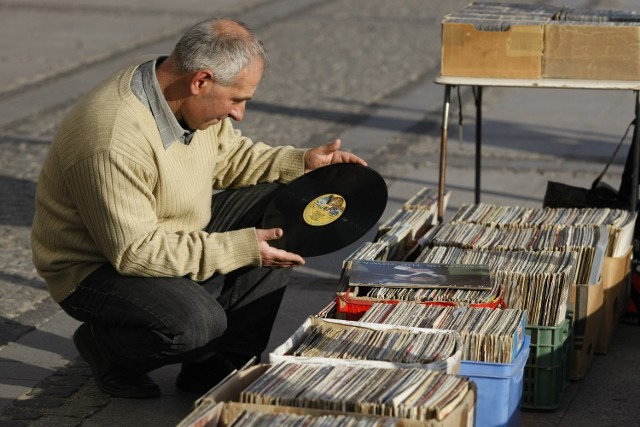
[178,361,476,427]
[346,259,499,304]
[375,187,448,261]
[555,7,640,23]
[442,1,559,31]
[270,317,463,374]
[228,409,399,427]
[336,241,392,298]
[416,247,576,326]
[290,324,457,365]
[335,188,452,305]
[334,258,502,321]
[239,361,473,422]
[343,241,391,264]
[269,317,463,373]
[443,2,640,30]
[425,222,603,286]
[360,301,526,364]
[450,203,635,257]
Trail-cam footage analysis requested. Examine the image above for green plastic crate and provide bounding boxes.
[521,315,572,410]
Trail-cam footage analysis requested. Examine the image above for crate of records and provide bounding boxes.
[441,2,558,79]
[334,258,503,321]
[178,362,477,427]
[440,203,635,379]
[544,7,640,81]
[522,309,573,410]
[355,301,528,427]
[458,335,531,427]
[269,316,463,374]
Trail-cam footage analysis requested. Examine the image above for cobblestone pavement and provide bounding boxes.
[1,0,639,426]
[0,1,471,424]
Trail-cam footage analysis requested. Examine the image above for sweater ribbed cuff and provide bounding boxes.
[276,148,306,184]
[220,228,262,273]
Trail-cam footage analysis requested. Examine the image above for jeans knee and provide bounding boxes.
[173,308,227,352]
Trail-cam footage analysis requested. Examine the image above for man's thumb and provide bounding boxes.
[328,139,341,152]
[268,228,283,240]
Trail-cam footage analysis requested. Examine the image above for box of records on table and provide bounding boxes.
[544,6,640,81]
[441,2,560,78]
[441,2,640,81]
[269,316,463,374]
[180,361,477,427]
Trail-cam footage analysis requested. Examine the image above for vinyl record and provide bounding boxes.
[262,163,388,257]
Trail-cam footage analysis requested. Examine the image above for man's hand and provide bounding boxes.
[256,228,305,268]
[304,139,367,173]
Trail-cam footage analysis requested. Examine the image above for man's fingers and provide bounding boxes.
[266,246,305,266]
[327,139,341,152]
[256,228,283,241]
[257,229,305,268]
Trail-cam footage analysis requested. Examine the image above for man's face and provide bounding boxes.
[182,65,263,131]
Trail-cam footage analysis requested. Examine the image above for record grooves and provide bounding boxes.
[262,163,388,257]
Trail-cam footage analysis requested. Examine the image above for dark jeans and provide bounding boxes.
[59,183,290,374]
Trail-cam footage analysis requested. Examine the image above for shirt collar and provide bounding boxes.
[139,57,196,149]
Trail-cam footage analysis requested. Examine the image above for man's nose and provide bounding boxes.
[229,102,246,121]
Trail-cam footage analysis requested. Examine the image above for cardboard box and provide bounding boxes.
[543,22,640,81]
[191,364,477,427]
[441,20,546,79]
[568,281,604,380]
[596,247,632,354]
[269,316,463,374]
[616,245,633,318]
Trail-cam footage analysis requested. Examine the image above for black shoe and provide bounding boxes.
[175,352,253,395]
[73,323,161,398]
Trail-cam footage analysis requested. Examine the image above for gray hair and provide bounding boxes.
[174,17,268,86]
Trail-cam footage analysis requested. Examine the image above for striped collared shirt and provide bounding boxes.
[131,57,195,149]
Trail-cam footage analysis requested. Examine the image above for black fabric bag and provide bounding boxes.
[543,180,628,209]
[543,118,640,324]
[544,119,635,210]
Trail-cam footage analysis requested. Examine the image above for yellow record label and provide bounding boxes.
[303,193,346,226]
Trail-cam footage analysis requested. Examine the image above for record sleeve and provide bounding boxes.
[348,260,494,290]
[262,163,388,257]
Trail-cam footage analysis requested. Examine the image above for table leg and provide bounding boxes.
[475,86,483,204]
[438,85,452,222]
[632,90,639,213]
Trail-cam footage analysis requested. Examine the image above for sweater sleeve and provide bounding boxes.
[64,150,261,280]
[210,118,306,189]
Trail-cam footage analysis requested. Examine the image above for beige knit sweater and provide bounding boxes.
[31,61,306,303]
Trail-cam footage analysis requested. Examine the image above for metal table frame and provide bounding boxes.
[434,76,640,221]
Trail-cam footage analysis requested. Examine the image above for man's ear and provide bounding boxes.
[189,69,215,95]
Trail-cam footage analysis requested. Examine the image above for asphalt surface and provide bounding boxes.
[1,0,640,426]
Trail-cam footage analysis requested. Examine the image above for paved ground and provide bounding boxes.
[1,0,640,426]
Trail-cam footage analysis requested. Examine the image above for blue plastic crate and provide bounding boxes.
[460,335,530,427]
